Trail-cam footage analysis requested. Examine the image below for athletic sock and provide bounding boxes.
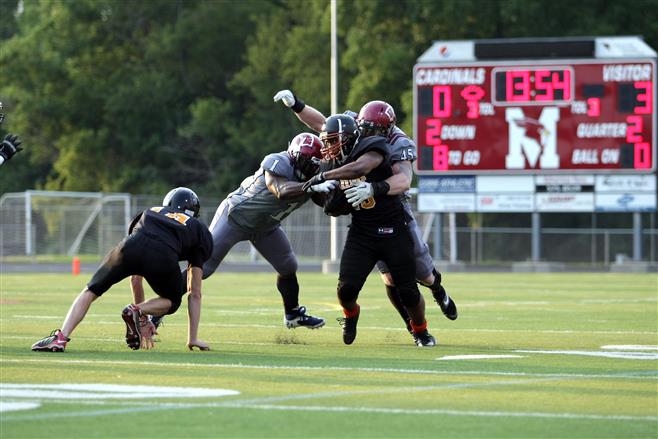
[277,274,299,314]
[410,320,427,334]
[342,303,360,318]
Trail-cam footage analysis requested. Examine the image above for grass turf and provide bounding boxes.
[1,272,656,438]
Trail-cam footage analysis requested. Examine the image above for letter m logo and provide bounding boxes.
[505,107,560,169]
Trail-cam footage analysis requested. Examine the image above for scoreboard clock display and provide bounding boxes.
[414,59,656,174]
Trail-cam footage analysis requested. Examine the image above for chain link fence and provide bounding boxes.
[1,191,656,267]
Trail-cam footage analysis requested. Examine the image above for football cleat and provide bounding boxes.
[433,285,458,320]
[31,329,69,352]
[121,304,142,350]
[284,306,325,329]
[413,330,436,347]
[337,307,360,345]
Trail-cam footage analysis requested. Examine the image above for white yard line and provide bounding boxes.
[2,376,657,423]
[1,358,655,380]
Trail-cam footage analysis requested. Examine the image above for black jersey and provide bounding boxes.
[326,135,407,237]
[129,207,213,268]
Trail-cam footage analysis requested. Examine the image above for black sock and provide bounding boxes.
[277,274,299,314]
[386,285,412,330]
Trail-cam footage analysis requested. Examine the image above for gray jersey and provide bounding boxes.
[387,127,417,202]
[225,152,309,232]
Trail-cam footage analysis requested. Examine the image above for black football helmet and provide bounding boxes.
[163,187,201,218]
[320,114,359,162]
[357,100,396,138]
[287,132,323,181]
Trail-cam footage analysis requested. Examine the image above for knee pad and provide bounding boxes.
[337,281,360,304]
[398,284,421,308]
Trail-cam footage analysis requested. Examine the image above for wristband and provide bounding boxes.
[371,181,390,196]
[291,96,306,113]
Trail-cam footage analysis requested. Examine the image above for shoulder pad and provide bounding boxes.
[261,152,293,177]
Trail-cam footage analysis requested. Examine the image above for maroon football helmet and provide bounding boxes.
[356,100,396,138]
[287,132,323,181]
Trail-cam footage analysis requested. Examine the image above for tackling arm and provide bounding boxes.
[323,151,384,180]
[265,171,304,200]
[273,89,326,132]
[386,161,413,195]
[296,106,326,132]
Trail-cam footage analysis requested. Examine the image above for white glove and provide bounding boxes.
[273,90,296,107]
[345,182,374,207]
[308,180,338,193]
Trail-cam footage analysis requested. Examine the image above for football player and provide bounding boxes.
[274,91,457,341]
[178,133,335,331]
[0,102,23,166]
[31,187,214,352]
[301,114,436,347]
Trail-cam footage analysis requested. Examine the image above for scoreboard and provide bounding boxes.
[414,50,656,175]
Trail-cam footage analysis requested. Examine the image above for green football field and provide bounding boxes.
[1,272,656,438]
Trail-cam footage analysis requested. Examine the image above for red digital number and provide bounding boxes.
[425,118,442,145]
[534,70,553,101]
[586,98,600,117]
[460,85,485,119]
[626,116,643,143]
[432,85,452,117]
[506,70,530,102]
[634,143,651,169]
[433,144,449,170]
[634,81,653,114]
[552,69,571,100]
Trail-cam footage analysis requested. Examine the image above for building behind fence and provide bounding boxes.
[1,190,656,269]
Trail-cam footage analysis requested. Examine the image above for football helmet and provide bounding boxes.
[163,187,201,218]
[357,100,396,138]
[287,132,323,181]
[320,114,359,162]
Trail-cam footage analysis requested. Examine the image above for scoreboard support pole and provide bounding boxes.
[531,213,541,262]
[633,212,642,261]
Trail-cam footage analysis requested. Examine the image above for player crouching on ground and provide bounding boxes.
[31,187,214,352]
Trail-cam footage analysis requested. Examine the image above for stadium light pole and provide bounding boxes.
[329,0,339,262]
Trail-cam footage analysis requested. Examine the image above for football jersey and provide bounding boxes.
[129,206,213,268]
[326,136,407,237]
[224,152,309,232]
[387,127,417,203]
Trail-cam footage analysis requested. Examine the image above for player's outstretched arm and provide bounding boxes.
[273,89,326,132]
[186,265,209,351]
[0,134,23,166]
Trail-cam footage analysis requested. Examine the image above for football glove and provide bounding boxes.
[273,89,305,113]
[308,179,338,193]
[273,89,296,107]
[0,134,23,162]
[345,182,374,207]
[301,172,326,192]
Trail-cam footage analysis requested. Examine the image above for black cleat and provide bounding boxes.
[284,306,325,329]
[121,304,142,350]
[413,330,436,347]
[433,285,458,320]
[337,308,360,345]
